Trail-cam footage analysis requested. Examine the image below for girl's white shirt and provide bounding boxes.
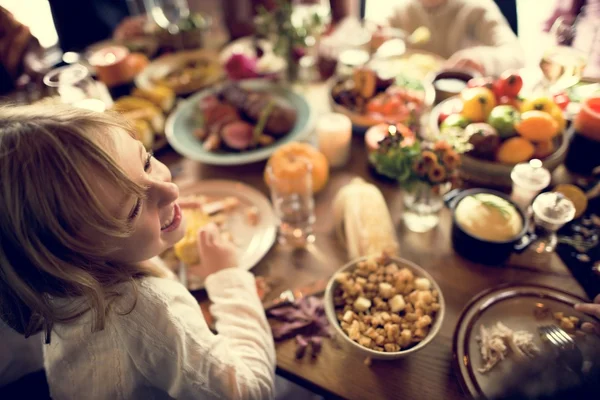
[43,261,276,400]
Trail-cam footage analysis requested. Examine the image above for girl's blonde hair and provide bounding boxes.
[0,105,161,341]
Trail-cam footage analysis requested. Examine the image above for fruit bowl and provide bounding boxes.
[428,97,571,188]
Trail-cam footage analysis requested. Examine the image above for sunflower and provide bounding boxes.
[442,150,461,170]
[421,150,438,166]
[428,163,447,183]
[413,158,428,177]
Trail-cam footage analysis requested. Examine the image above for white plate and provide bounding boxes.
[175,180,277,290]
[135,49,224,95]
[453,284,600,399]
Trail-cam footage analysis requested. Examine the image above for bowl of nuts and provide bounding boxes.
[324,253,445,360]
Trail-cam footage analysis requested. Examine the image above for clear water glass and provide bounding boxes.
[43,64,106,111]
[403,182,449,233]
[267,160,316,247]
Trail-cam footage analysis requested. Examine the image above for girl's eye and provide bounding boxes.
[129,200,142,220]
[130,152,153,221]
[144,151,153,172]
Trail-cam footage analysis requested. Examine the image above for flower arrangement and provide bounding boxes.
[254,0,324,81]
[369,126,463,192]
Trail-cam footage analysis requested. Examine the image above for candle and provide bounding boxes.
[365,123,416,153]
[316,113,352,168]
[88,45,131,87]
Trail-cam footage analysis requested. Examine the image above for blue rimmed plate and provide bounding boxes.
[165,79,313,165]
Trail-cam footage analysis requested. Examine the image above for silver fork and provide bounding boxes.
[538,325,584,378]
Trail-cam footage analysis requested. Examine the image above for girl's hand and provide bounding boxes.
[189,223,237,279]
[575,294,600,335]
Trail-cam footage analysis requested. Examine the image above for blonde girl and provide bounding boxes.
[0,105,275,399]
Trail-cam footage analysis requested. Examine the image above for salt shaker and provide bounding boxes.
[531,192,576,253]
[510,159,551,211]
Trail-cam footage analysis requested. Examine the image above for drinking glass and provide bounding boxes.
[539,17,587,93]
[145,0,189,49]
[43,64,106,111]
[266,159,316,247]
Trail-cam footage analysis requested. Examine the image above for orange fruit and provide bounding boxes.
[554,184,588,218]
[496,137,535,164]
[515,110,559,142]
[533,139,555,159]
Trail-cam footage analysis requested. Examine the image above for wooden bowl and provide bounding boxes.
[329,78,436,134]
[428,97,570,188]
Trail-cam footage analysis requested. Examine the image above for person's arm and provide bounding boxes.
[575,294,600,335]
[447,0,524,76]
[115,273,275,400]
[0,6,35,81]
[115,225,275,400]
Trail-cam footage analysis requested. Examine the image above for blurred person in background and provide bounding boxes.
[543,0,600,79]
[222,0,352,40]
[386,0,524,76]
[0,6,47,94]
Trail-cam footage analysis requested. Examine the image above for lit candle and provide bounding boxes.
[88,45,130,87]
[315,113,352,168]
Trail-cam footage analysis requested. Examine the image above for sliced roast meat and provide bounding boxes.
[221,121,255,150]
[198,95,220,112]
[203,102,239,127]
[219,83,297,137]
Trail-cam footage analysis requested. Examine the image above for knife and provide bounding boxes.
[263,279,328,311]
[200,279,329,332]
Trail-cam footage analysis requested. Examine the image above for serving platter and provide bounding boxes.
[165,79,313,165]
[453,284,600,399]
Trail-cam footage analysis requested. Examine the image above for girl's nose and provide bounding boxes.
[151,161,179,207]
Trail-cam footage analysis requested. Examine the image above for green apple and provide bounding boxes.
[441,114,470,132]
[487,105,521,138]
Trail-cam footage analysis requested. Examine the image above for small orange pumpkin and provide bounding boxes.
[264,142,330,194]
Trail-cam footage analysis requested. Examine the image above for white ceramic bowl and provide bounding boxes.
[324,256,446,360]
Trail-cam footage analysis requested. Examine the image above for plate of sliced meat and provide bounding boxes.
[165,79,313,165]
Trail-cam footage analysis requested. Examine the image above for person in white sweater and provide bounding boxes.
[0,105,276,400]
[388,0,525,76]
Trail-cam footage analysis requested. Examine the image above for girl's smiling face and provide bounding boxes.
[89,129,185,263]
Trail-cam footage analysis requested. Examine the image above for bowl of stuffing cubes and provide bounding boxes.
[324,253,445,360]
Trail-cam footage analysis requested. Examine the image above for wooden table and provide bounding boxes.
[158,133,588,400]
